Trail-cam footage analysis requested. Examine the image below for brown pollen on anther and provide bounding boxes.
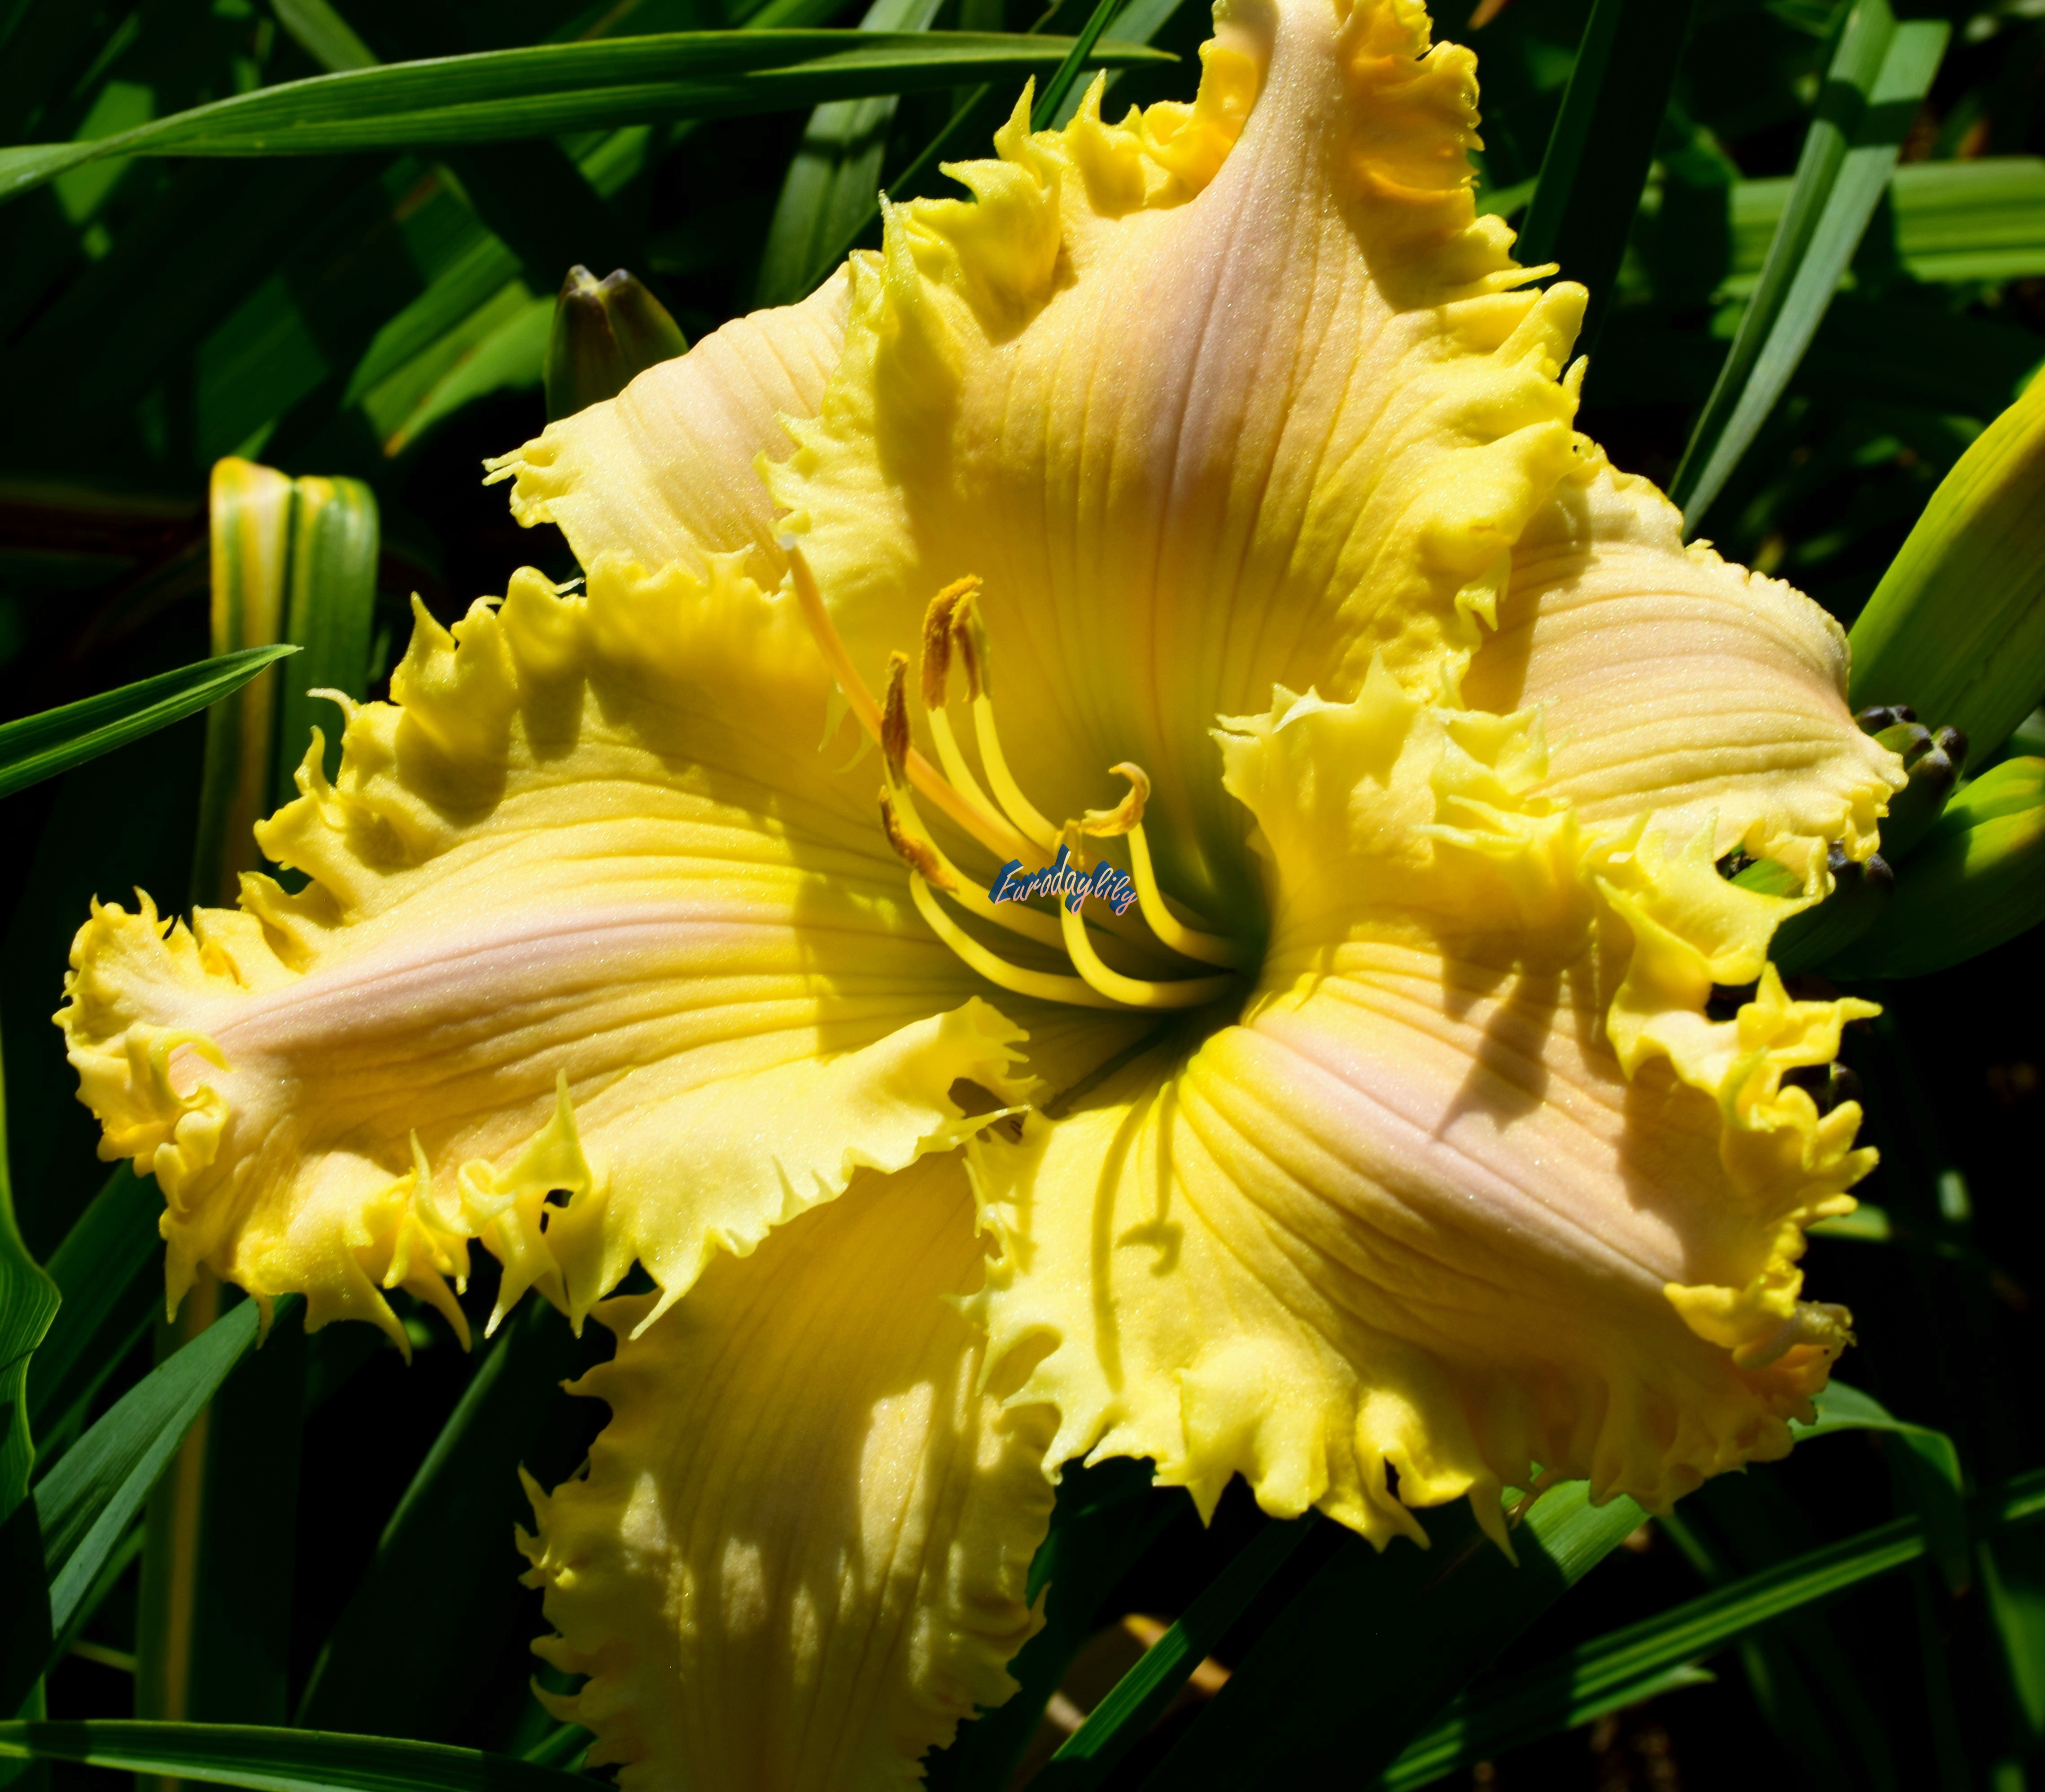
[881,651,912,784]
[921,577,978,709]
[878,789,954,890]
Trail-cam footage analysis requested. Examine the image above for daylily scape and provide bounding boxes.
[57,0,1908,1783]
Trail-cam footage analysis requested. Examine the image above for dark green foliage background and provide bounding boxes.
[2,0,2043,1786]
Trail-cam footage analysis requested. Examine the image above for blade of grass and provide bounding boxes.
[190,460,295,908]
[0,31,1171,205]
[754,0,944,308]
[1033,1512,1318,1791]
[272,477,378,805]
[0,647,297,805]
[795,0,1185,296]
[33,1295,297,1660]
[1374,1665,1717,1791]
[23,1167,160,1434]
[1029,0,1122,131]
[135,454,312,1754]
[0,1722,587,1792]
[938,1460,1174,1791]
[294,1299,586,1737]
[1670,0,1949,527]
[1140,1483,1649,1792]
[1372,1463,2045,1791]
[1515,0,1699,356]
[0,1033,60,1722]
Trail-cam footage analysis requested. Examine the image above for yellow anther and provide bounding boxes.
[951,589,990,701]
[1083,762,1150,837]
[910,876,1127,1010]
[879,789,954,892]
[921,576,978,710]
[881,651,912,785]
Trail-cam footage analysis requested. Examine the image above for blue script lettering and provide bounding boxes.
[988,845,1138,916]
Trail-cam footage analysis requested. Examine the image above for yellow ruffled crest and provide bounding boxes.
[519,1157,1056,1792]
[57,551,1040,1345]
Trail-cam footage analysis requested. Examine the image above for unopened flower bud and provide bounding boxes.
[544,265,688,422]
[1827,757,2045,979]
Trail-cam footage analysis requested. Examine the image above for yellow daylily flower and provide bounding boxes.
[59,0,1908,1783]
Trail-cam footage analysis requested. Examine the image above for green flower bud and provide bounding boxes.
[1873,723,1967,862]
[1848,366,2045,759]
[1824,756,2045,979]
[1769,846,1894,973]
[544,265,688,423]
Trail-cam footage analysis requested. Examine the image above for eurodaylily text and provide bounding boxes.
[989,846,1139,915]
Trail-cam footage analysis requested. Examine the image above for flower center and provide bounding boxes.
[788,548,1255,1012]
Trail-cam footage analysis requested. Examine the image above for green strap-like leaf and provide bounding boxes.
[295,1299,586,1736]
[1030,0,1125,132]
[1847,365,2045,761]
[1516,0,1699,356]
[1720,157,2045,293]
[1373,1463,2045,1790]
[0,31,1170,207]
[32,1296,293,1656]
[192,460,296,907]
[1826,756,2045,979]
[0,1028,60,1721]
[1670,0,1949,527]
[0,1722,586,1792]
[1374,1665,1718,1792]
[23,1166,159,1439]
[1037,1512,1317,1789]
[273,476,380,807]
[753,0,945,310]
[1140,1483,1648,1791]
[1794,1380,1969,1592]
[0,645,297,807]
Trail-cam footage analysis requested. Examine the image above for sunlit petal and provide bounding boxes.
[521,1154,1055,1792]
[58,554,1027,1346]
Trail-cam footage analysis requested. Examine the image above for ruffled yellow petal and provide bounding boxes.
[57,552,1036,1347]
[1466,457,1904,881]
[972,665,1874,1537]
[520,1154,1055,1792]
[767,0,1592,915]
[488,270,851,580]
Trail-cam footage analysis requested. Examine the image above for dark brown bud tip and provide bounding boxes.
[545,265,688,422]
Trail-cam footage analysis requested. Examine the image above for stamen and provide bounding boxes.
[879,788,954,891]
[940,593,1061,851]
[910,875,1128,1010]
[973,694,1061,853]
[882,786,1067,950]
[950,590,988,700]
[786,546,1035,864]
[920,578,975,709]
[881,652,912,785]
[1086,765,1255,970]
[1056,832,1241,1010]
[919,580,1002,819]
